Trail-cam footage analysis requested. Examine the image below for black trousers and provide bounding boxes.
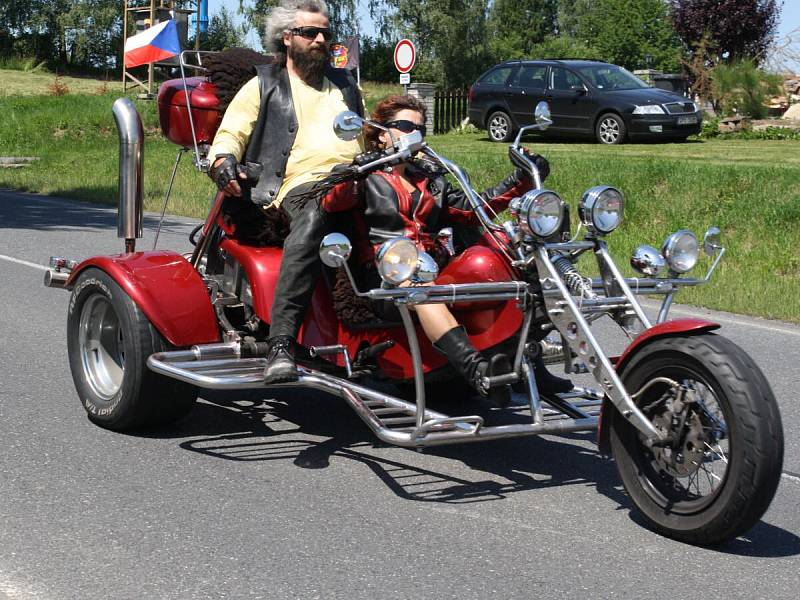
[268,183,329,338]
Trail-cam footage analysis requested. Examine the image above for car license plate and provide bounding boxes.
[677,115,697,125]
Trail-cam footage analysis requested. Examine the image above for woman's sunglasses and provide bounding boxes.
[383,120,427,137]
[289,26,334,41]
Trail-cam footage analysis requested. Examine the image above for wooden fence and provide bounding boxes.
[433,89,469,134]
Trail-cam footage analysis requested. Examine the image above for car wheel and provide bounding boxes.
[487,110,515,143]
[596,113,626,145]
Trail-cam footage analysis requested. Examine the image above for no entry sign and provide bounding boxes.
[393,39,416,74]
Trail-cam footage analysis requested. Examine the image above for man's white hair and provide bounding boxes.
[263,0,330,54]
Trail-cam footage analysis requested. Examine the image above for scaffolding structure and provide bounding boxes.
[122,1,202,97]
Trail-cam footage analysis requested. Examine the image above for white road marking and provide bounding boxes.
[782,472,800,485]
[0,254,48,272]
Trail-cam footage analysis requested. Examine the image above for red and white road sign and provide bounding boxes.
[393,39,416,74]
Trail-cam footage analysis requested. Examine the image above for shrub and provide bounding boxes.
[46,76,69,96]
[712,60,782,119]
[699,116,720,138]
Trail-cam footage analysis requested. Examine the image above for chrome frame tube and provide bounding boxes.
[535,246,663,442]
[146,348,600,448]
[596,243,652,329]
[397,303,428,433]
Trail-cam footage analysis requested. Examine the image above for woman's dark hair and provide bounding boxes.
[365,94,427,150]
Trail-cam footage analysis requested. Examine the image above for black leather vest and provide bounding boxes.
[245,63,364,206]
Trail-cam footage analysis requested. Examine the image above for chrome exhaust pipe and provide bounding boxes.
[112,97,144,253]
[44,269,69,289]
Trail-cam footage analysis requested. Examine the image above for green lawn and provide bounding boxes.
[1,85,798,323]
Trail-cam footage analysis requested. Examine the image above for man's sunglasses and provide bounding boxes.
[289,26,333,41]
[383,120,427,137]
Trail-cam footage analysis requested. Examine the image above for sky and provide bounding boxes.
[208,0,800,69]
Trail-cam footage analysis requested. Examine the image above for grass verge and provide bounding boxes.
[1,88,798,323]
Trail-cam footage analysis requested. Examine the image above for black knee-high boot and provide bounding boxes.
[433,326,511,407]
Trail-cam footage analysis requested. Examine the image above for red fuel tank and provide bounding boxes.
[157,77,221,148]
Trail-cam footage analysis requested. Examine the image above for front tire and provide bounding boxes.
[611,333,783,545]
[596,112,626,144]
[67,268,197,431]
[486,110,515,143]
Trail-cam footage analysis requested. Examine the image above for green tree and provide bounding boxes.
[367,0,492,88]
[198,6,249,51]
[569,0,682,71]
[486,0,558,61]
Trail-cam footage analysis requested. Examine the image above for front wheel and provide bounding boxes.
[67,268,197,431]
[611,333,783,545]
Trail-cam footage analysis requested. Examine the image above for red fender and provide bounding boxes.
[66,251,220,347]
[597,318,720,454]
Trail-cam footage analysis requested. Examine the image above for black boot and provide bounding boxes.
[433,326,511,408]
[263,336,298,384]
[532,353,573,395]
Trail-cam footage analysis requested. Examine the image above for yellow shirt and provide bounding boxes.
[208,71,363,208]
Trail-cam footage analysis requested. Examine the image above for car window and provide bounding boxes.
[512,65,547,90]
[480,66,515,86]
[575,65,650,90]
[550,67,584,91]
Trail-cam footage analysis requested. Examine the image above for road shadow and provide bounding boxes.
[138,387,800,554]
[0,191,192,232]
[142,387,628,508]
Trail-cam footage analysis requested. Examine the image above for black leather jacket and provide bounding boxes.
[243,63,364,206]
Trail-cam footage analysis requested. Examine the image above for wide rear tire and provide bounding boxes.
[611,333,783,545]
[67,268,197,431]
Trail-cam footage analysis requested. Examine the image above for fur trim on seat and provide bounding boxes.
[332,268,379,325]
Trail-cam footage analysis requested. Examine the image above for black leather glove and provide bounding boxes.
[209,154,240,191]
[510,147,550,182]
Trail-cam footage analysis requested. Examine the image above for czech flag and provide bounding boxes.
[124,20,181,68]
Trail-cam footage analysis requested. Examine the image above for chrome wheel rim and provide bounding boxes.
[599,117,620,144]
[79,295,125,400]
[489,115,509,141]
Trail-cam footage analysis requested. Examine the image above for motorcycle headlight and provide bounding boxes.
[518,189,565,239]
[662,230,699,273]
[376,237,419,285]
[579,186,624,235]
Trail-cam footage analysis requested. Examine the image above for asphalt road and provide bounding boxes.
[1,191,798,599]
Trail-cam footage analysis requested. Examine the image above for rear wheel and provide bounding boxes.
[487,110,515,143]
[67,268,197,431]
[611,334,783,545]
[596,112,626,144]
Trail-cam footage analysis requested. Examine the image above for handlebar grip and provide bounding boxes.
[354,150,388,167]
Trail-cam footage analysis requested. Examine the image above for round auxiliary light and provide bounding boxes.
[376,237,419,285]
[518,189,565,239]
[630,244,666,276]
[579,186,625,234]
[662,229,700,274]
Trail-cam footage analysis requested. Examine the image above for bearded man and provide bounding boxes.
[207,0,363,383]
